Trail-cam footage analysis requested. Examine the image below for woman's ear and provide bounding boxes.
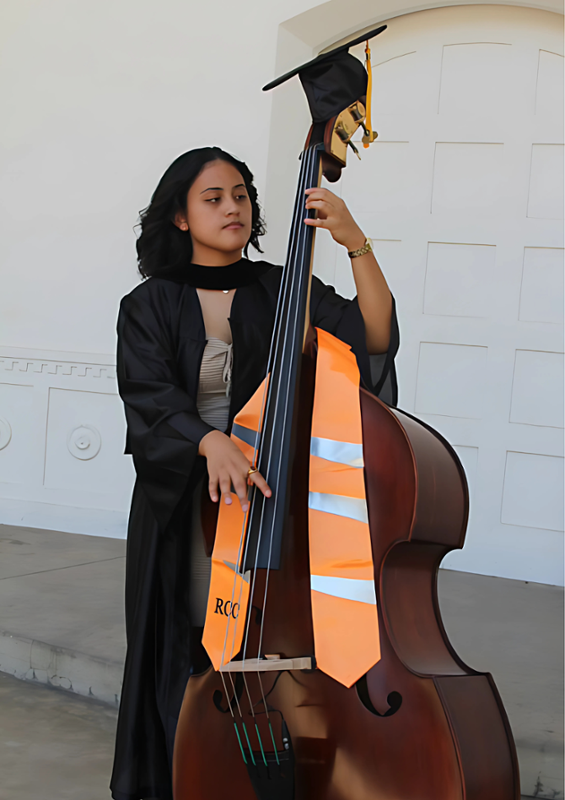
[173,212,189,232]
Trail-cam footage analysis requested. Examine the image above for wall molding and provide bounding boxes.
[0,346,132,530]
[0,347,117,382]
[0,357,116,380]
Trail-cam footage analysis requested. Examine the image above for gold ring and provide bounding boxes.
[247,467,259,477]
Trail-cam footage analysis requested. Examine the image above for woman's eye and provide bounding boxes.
[206,197,220,203]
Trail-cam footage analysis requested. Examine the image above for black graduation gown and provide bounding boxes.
[110,261,399,800]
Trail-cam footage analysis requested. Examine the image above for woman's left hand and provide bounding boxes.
[304,188,365,252]
[304,186,393,355]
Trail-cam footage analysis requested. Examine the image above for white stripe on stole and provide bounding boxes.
[310,436,364,468]
[310,574,377,605]
[308,491,369,524]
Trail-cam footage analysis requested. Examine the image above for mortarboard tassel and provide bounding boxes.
[363,41,377,148]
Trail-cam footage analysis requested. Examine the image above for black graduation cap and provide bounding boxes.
[262,25,387,123]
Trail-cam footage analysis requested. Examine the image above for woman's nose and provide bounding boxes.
[224,198,240,216]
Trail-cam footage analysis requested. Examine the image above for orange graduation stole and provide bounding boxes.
[202,329,381,688]
[308,328,380,687]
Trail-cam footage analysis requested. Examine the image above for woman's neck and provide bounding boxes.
[190,243,243,267]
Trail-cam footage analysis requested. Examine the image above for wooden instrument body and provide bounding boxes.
[173,349,520,799]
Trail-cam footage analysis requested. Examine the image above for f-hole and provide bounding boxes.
[213,673,244,714]
[356,674,402,717]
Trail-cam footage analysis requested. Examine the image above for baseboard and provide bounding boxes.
[0,497,127,539]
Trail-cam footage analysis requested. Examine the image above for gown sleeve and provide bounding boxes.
[117,292,214,533]
[309,275,400,407]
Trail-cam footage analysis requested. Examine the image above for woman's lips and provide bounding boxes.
[223,222,243,230]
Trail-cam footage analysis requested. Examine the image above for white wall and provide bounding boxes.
[0,0,323,355]
[0,0,318,533]
[1,1,563,585]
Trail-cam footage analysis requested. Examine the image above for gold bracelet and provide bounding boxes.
[348,237,373,259]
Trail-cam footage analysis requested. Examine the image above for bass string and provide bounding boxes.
[235,144,318,750]
[245,142,316,529]
[225,672,258,767]
[217,283,291,671]
[218,145,317,752]
[238,142,312,659]
[231,145,314,661]
[217,145,311,667]
[255,144,321,661]
[242,144,319,746]
[218,144,316,672]
[240,144,318,664]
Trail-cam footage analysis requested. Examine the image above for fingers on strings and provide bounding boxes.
[209,469,272,512]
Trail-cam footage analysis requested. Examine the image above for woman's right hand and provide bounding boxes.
[198,430,271,512]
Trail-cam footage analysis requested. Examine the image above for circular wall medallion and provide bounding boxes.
[67,424,102,461]
[0,418,12,451]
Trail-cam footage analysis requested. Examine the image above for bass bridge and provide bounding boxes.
[219,655,313,673]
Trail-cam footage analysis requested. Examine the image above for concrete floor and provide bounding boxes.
[0,671,117,800]
[438,570,564,800]
[0,525,126,665]
[0,523,563,799]
[0,525,125,705]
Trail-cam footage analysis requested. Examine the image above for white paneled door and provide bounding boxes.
[313,5,564,585]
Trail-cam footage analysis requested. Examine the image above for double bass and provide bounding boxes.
[173,25,520,800]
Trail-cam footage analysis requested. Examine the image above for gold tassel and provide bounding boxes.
[362,41,377,148]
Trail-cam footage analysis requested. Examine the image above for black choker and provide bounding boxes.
[155,259,273,289]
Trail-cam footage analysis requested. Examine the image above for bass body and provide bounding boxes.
[174,346,520,799]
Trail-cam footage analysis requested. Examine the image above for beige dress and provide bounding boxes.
[189,338,233,626]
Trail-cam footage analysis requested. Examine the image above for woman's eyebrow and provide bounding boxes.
[200,183,246,194]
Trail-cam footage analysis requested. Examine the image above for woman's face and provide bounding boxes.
[180,160,252,263]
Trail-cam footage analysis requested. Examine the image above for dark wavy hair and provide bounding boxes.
[136,147,266,278]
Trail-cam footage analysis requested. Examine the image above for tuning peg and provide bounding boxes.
[362,129,378,147]
[348,140,362,160]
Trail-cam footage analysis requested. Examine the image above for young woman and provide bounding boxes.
[110,146,398,800]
